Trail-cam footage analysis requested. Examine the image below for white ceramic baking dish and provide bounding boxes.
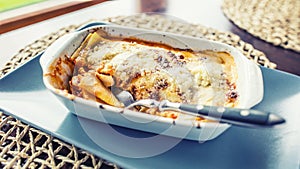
[40,24,263,141]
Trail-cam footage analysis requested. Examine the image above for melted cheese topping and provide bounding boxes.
[67,30,239,107]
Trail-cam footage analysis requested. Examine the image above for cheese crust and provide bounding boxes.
[49,30,239,119]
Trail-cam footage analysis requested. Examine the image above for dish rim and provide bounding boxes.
[39,23,264,140]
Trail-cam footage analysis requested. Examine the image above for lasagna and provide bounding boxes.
[48,29,239,119]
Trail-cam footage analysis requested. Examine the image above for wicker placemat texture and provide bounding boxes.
[222,0,300,52]
[0,14,277,168]
[0,110,118,169]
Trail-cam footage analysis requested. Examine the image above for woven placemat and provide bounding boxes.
[0,14,277,168]
[0,110,118,169]
[222,0,300,53]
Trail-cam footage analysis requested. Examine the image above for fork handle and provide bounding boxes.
[159,100,285,127]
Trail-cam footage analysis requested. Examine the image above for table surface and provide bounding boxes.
[0,0,299,168]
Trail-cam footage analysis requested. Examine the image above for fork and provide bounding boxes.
[116,91,285,127]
